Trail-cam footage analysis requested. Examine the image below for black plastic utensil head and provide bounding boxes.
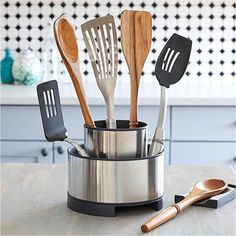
[155,33,192,88]
[37,80,67,142]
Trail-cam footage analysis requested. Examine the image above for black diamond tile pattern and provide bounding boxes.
[0,0,235,81]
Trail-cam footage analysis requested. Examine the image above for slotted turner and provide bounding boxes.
[149,33,192,156]
[81,15,118,128]
[37,80,89,157]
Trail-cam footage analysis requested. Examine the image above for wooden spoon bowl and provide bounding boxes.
[57,18,78,63]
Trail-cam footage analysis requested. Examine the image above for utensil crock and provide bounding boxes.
[67,146,164,216]
[84,120,148,159]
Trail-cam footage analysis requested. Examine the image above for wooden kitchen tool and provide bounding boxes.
[141,179,227,233]
[54,14,95,127]
[121,10,152,127]
[37,80,89,157]
[149,33,192,156]
[81,15,118,128]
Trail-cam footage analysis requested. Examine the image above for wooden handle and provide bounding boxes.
[69,70,95,127]
[54,15,95,127]
[129,73,139,127]
[141,206,178,233]
[121,10,152,128]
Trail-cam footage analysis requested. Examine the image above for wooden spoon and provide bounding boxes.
[121,10,152,127]
[54,14,95,127]
[141,179,227,233]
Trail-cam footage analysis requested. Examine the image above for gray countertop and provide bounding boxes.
[1,163,236,235]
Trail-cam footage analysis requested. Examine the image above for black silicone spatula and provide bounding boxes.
[149,34,192,156]
[37,80,89,157]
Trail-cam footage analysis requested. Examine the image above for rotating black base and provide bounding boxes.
[67,192,163,217]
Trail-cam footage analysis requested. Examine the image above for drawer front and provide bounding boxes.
[1,105,170,140]
[1,141,53,163]
[1,106,45,140]
[172,107,236,141]
[171,142,236,168]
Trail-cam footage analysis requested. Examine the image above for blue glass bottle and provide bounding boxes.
[0,48,14,84]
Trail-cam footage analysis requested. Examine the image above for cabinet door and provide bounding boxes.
[1,106,45,140]
[172,107,236,141]
[1,141,53,163]
[171,142,236,169]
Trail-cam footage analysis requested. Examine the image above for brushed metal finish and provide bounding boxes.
[68,147,164,204]
[81,16,118,129]
[84,120,148,159]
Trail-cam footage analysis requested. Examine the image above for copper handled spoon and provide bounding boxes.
[141,179,227,233]
[54,14,95,127]
[121,10,152,127]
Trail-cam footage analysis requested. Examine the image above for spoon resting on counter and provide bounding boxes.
[141,178,227,233]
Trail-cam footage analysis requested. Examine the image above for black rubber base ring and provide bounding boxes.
[67,192,163,217]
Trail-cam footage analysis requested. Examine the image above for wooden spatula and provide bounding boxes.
[121,10,152,127]
[54,14,95,127]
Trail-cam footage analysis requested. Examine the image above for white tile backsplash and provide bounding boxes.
[0,0,235,81]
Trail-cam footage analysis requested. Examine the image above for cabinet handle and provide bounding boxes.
[41,148,49,157]
[57,146,65,154]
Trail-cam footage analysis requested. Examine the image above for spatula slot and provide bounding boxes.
[43,89,57,119]
[162,48,180,73]
[82,20,117,80]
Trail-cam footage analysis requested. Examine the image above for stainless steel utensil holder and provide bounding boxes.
[67,120,164,217]
[84,120,148,159]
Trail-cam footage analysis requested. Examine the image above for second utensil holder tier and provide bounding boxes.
[67,146,164,217]
[84,120,148,159]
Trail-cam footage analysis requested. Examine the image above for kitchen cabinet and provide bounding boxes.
[1,141,53,163]
[1,106,45,140]
[171,142,236,170]
[1,105,235,166]
[172,107,236,141]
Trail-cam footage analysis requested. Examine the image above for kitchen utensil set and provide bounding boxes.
[52,12,191,134]
[37,80,89,157]
[36,9,226,228]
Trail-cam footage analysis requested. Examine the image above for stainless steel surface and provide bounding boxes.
[68,147,164,203]
[84,120,147,159]
[81,16,118,129]
[64,137,89,157]
[149,86,167,156]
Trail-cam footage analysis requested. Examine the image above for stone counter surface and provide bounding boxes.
[1,164,236,235]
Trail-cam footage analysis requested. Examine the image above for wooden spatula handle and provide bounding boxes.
[129,72,139,127]
[141,206,178,233]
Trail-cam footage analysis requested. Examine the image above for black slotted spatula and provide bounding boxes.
[149,33,192,156]
[37,80,89,157]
